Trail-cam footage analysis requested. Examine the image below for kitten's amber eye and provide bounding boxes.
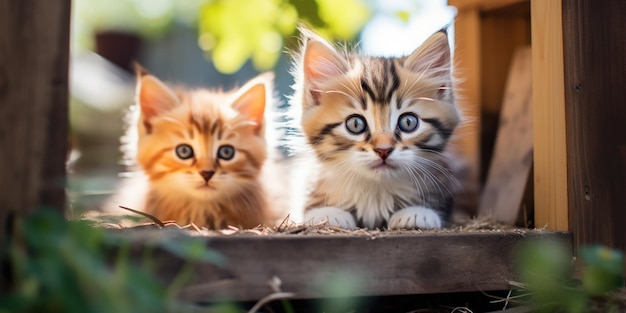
[345,115,367,135]
[175,144,194,160]
[217,145,235,160]
[398,113,419,133]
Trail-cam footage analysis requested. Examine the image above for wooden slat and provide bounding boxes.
[123,230,572,302]
[479,47,533,223]
[530,0,568,231]
[562,0,626,250]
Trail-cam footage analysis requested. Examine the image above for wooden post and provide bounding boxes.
[0,0,71,243]
[530,0,569,231]
[562,0,626,250]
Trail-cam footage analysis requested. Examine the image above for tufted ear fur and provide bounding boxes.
[135,67,179,122]
[403,30,452,82]
[299,27,349,106]
[231,72,273,135]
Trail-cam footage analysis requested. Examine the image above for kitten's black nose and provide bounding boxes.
[374,148,393,160]
[199,170,215,182]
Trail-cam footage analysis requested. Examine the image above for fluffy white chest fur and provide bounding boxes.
[314,166,419,229]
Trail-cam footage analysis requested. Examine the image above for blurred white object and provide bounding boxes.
[71,51,135,112]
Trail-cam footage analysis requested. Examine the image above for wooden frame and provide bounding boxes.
[451,0,626,255]
[449,0,568,230]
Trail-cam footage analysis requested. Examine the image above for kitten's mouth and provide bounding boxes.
[197,183,216,191]
[371,161,396,171]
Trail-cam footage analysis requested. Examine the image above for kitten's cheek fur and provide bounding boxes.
[388,206,442,230]
[304,207,357,230]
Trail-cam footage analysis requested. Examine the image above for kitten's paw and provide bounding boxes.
[304,207,357,230]
[388,206,442,230]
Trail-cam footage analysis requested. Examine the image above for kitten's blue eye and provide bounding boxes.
[398,113,419,133]
[175,144,194,160]
[345,115,367,135]
[217,145,235,160]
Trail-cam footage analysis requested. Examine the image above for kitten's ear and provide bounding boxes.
[300,28,348,88]
[232,73,272,134]
[403,30,451,80]
[133,62,151,78]
[136,71,179,120]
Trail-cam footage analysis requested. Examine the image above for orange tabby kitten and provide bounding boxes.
[113,68,274,229]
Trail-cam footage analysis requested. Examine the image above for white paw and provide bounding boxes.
[304,207,357,230]
[388,206,442,230]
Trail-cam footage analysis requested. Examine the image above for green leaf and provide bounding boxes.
[515,239,573,288]
[580,245,624,295]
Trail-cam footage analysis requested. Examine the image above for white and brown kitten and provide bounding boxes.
[291,28,462,230]
[108,68,284,229]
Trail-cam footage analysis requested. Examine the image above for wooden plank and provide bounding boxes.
[121,230,572,302]
[562,0,626,250]
[530,0,568,231]
[479,47,533,224]
[448,4,481,215]
[0,0,71,291]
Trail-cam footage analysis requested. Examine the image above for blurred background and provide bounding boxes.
[67,0,456,215]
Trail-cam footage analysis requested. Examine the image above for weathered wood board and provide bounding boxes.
[562,0,626,251]
[479,47,533,224]
[0,2,70,217]
[120,229,572,302]
[0,0,71,290]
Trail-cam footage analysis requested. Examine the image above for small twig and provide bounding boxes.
[508,280,528,289]
[247,292,295,313]
[189,223,202,232]
[284,225,308,234]
[277,214,291,231]
[118,206,165,227]
[503,289,512,310]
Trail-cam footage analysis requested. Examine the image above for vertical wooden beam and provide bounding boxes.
[449,2,481,215]
[0,0,71,232]
[530,0,568,231]
[562,0,626,250]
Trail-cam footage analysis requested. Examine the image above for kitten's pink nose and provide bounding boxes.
[199,170,215,182]
[374,148,393,160]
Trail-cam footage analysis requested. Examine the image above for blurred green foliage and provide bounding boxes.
[580,246,624,296]
[515,239,625,313]
[0,209,222,313]
[197,0,371,73]
[73,0,371,73]
[312,266,365,312]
